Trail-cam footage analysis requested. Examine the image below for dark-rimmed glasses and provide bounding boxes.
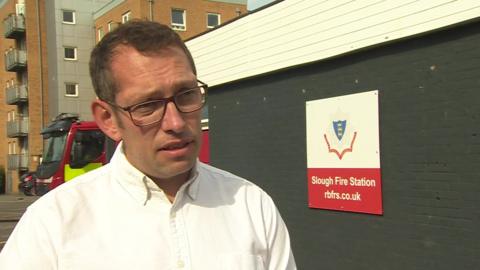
[104,80,207,127]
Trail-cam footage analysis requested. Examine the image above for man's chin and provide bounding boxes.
[151,159,196,180]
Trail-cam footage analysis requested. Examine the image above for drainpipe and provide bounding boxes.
[148,0,154,21]
[36,0,44,129]
[35,0,45,169]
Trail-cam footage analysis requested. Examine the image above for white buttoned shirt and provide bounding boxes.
[0,143,296,270]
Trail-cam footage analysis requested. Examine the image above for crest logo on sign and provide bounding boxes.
[333,120,347,141]
[324,112,357,160]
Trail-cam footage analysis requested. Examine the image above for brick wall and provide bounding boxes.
[94,0,142,39]
[94,0,247,42]
[207,20,480,269]
[153,0,246,40]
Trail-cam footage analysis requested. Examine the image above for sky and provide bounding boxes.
[248,0,276,10]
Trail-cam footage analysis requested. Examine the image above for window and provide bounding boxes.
[43,134,67,163]
[108,21,119,31]
[122,11,131,23]
[16,3,25,15]
[64,47,77,60]
[97,27,104,41]
[9,142,16,154]
[62,10,75,24]
[171,9,186,31]
[70,130,105,168]
[207,13,220,28]
[65,83,78,97]
[7,110,15,121]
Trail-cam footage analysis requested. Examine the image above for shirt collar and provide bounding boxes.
[186,163,200,200]
[110,141,200,205]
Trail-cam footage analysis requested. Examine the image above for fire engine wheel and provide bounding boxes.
[23,189,34,196]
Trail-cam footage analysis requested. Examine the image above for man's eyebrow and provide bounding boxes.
[140,80,197,101]
[169,81,198,93]
[176,79,198,88]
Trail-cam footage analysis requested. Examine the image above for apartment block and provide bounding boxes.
[1,0,48,193]
[94,0,247,42]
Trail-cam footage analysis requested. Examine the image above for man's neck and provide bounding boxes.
[151,170,191,203]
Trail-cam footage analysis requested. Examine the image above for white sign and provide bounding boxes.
[306,90,382,214]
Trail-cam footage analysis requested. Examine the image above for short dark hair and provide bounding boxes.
[89,20,197,102]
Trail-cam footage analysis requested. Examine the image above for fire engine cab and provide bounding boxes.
[35,114,107,195]
[33,113,210,195]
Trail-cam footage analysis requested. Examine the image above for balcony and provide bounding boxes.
[5,84,28,104]
[7,153,29,171]
[7,117,28,138]
[3,14,25,39]
[4,49,27,72]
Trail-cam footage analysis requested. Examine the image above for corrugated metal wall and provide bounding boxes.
[187,0,480,86]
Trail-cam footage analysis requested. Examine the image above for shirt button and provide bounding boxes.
[177,260,184,268]
[171,212,176,219]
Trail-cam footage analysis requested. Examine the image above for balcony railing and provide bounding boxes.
[7,153,29,171]
[4,49,27,72]
[7,117,28,137]
[5,84,28,104]
[3,14,25,39]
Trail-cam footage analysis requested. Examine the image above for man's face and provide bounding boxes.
[109,45,201,181]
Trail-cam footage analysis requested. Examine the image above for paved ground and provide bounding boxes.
[0,194,39,251]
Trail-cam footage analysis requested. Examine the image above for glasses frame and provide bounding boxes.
[104,79,208,127]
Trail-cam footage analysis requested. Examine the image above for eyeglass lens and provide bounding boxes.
[130,86,205,126]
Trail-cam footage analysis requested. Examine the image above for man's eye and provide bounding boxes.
[133,102,161,116]
[178,89,200,102]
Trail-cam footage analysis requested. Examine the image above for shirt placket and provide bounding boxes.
[170,203,190,269]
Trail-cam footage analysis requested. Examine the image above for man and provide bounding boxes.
[0,20,296,269]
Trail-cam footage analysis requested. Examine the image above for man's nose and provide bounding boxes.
[161,101,186,132]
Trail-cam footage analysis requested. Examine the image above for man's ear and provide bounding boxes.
[91,99,122,141]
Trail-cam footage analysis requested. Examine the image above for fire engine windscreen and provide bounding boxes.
[43,134,68,163]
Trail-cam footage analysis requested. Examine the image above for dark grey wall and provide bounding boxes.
[207,20,480,270]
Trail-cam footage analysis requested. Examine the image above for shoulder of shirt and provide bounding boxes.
[195,162,279,215]
[26,164,111,212]
[197,162,268,194]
